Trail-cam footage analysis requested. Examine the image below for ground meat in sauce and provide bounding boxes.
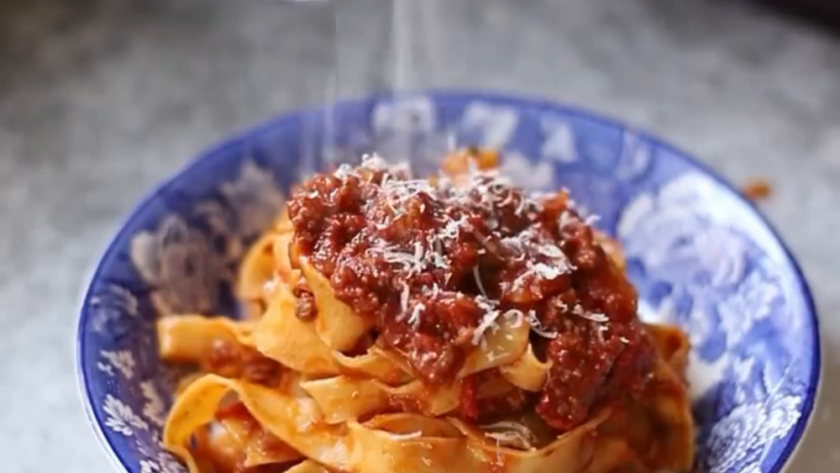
[287,153,655,431]
[459,371,532,423]
[204,339,283,386]
[215,404,300,473]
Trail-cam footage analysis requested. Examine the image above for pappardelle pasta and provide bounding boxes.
[158,149,695,473]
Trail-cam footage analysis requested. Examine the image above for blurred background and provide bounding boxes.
[2,0,840,471]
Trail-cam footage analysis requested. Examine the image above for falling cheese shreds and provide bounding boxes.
[558,210,576,230]
[333,163,357,179]
[360,153,389,171]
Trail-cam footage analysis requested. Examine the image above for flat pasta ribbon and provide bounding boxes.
[300,257,373,352]
[499,344,552,392]
[459,314,530,378]
[236,233,277,303]
[163,374,611,473]
[255,284,407,384]
[299,376,462,424]
[285,461,333,473]
[217,406,303,467]
[157,316,256,364]
[164,374,348,473]
[372,312,532,382]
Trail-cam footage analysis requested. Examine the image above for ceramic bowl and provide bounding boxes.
[76,90,821,473]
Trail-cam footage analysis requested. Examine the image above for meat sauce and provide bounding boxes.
[287,153,655,432]
[205,339,283,387]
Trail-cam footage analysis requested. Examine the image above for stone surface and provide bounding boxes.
[1,0,839,471]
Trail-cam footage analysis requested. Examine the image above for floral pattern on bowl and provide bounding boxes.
[76,90,820,473]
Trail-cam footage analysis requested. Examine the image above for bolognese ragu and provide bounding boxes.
[157,149,694,473]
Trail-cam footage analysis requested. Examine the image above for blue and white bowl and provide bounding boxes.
[76,90,821,473]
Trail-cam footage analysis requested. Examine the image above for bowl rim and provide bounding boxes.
[76,88,822,473]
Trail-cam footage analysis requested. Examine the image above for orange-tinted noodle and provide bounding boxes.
[157,150,695,473]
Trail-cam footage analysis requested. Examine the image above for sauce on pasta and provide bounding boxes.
[157,149,695,473]
[288,151,652,431]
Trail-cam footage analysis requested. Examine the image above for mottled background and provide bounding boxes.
[1,0,839,471]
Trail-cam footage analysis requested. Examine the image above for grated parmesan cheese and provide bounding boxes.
[526,310,558,339]
[484,349,503,362]
[482,421,538,450]
[558,210,576,230]
[408,303,425,328]
[431,238,447,269]
[439,216,465,240]
[572,305,608,323]
[533,262,563,280]
[537,244,563,258]
[333,163,358,180]
[328,157,620,354]
[513,258,573,292]
[584,214,601,226]
[473,265,489,298]
[399,283,410,315]
[596,324,608,342]
[360,153,389,171]
[472,309,502,345]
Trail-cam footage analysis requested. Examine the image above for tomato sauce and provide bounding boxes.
[287,154,654,431]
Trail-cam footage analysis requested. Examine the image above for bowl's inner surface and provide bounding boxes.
[78,91,819,473]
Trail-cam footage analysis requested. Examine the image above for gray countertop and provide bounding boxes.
[1,0,839,471]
